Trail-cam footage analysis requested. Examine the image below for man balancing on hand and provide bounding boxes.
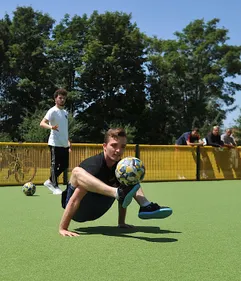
[59,128,173,237]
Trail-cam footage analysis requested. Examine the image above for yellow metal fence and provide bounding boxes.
[0,142,240,186]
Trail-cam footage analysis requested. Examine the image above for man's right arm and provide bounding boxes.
[40,117,59,131]
[40,117,52,130]
[59,188,83,237]
[59,166,118,236]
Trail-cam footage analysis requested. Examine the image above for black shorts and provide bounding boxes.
[61,184,115,222]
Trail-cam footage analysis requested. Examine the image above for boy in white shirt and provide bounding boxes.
[40,89,71,195]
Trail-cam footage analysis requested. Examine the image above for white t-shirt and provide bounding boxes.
[44,106,69,147]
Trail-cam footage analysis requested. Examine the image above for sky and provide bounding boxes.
[1,0,241,127]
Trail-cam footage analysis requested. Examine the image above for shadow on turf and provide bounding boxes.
[74,226,181,243]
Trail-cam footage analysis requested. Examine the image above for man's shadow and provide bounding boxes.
[74,226,181,243]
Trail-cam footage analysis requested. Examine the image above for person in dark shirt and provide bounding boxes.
[59,128,172,237]
[205,126,224,147]
[176,128,203,146]
[175,128,203,179]
[202,126,224,179]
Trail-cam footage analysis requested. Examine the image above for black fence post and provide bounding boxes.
[135,144,140,159]
[196,146,201,181]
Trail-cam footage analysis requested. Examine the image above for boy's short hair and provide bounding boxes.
[54,88,68,99]
[104,128,127,143]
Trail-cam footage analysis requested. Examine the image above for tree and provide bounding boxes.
[46,14,88,114]
[232,109,241,145]
[19,109,49,142]
[0,6,55,140]
[146,19,241,143]
[0,14,12,138]
[76,11,147,142]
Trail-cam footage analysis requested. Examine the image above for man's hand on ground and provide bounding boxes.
[59,229,80,237]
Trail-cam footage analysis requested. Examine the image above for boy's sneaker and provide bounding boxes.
[117,183,141,208]
[138,202,173,219]
[53,187,62,195]
[44,180,55,193]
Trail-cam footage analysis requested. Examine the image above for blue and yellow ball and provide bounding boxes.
[22,182,36,196]
[115,157,145,186]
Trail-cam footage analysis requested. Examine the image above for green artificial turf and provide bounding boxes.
[1,181,241,281]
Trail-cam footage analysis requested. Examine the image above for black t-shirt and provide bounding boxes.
[72,152,119,222]
[206,133,224,147]
[79,152,119,187]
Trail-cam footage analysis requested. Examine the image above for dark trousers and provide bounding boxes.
[49,146,69,187]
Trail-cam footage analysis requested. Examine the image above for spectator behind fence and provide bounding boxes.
[175,128,203,180]
[221,128,238,169]
[176,128,204,146]
[221,129,237,147]
[205,126,224,147]
[202,126,228,179]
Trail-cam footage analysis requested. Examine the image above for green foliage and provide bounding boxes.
[76,11,146,142]
[232,109,241,145]
[46,14,87,94]
[0,132,12,142]
[19,109,49,142]
[68,114,87,143]
[101,123,137,144]
[146,18,241,143]
[0,7,241,144]
[0,7,55,140]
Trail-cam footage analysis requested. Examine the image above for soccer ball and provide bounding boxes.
[115,157,145,186]
[22,182,36,196]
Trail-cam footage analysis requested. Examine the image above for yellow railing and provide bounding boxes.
[0,142,240,186]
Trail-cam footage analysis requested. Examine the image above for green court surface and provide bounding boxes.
[1,181,241,281]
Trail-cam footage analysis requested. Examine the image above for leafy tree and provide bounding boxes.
[0,132,12,142]
[0,14,12,138]
[76,11,147,142]
[0,6,55,140]
[232,109,241,145]
[101,122,137,143]
[19,109,49,142]
[146,19,241,144]
[1,8,241,145]
[46,14,88,114]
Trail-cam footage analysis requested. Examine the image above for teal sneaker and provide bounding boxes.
[117,183,140,208]
[138,203,173,219]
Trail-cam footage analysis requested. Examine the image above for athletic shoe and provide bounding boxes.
[138,202,173,219]
[44,180,56,193]
[53,187,62,195]
[117,183,140,208]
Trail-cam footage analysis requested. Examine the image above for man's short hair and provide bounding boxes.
[54,88,68,99]
[104,128,127,143]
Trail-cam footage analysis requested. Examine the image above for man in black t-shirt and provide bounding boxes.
[59,128,173,237]
[205,126,224,147]
[65,152,120,223]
